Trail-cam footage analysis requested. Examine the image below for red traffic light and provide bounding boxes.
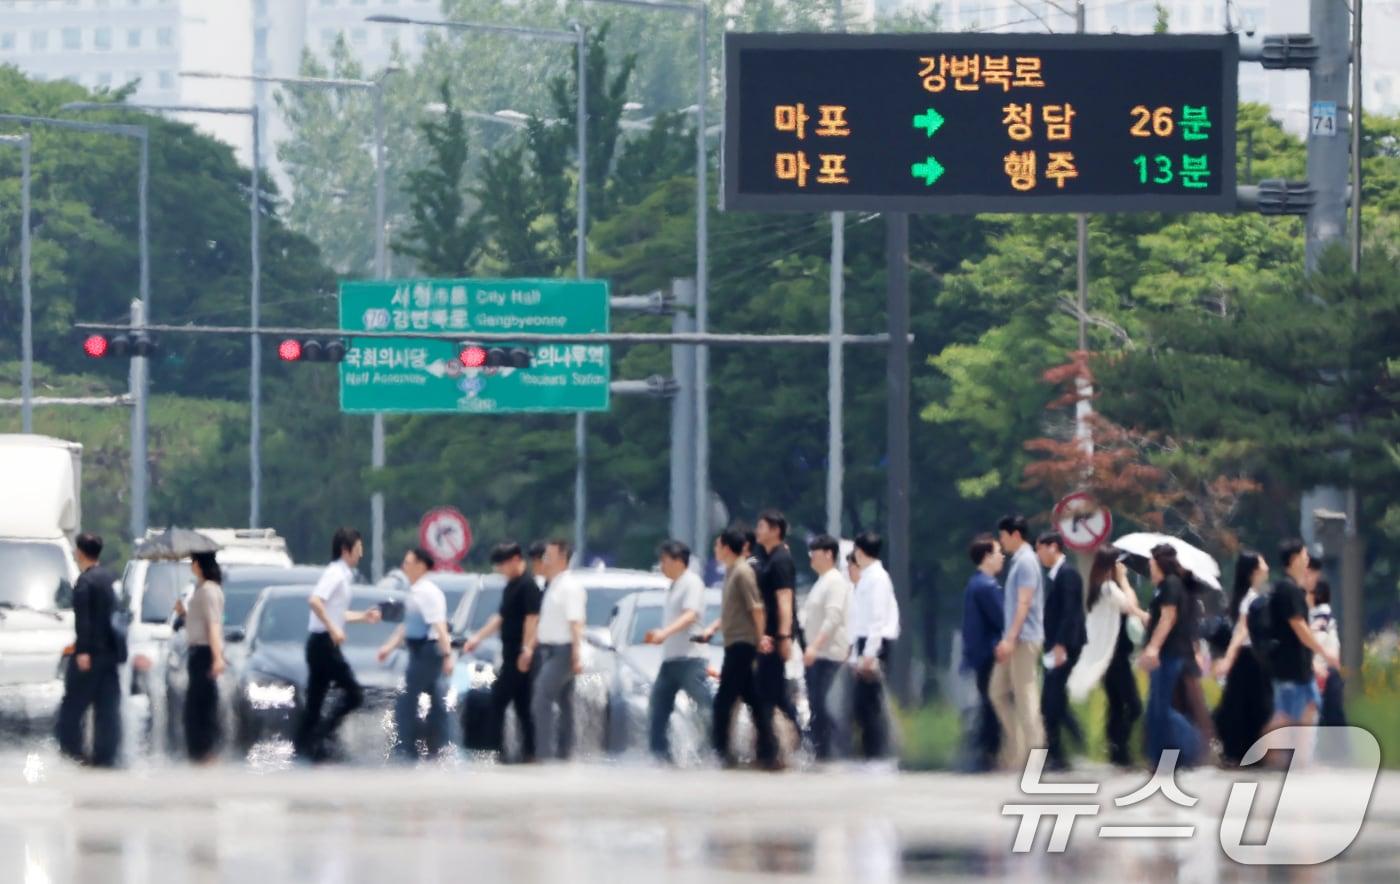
[459,345,487,368]
[83,334,109,358]
[278,339,303,362]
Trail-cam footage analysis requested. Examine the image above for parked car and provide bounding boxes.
[453,566,669,755]
[600,588,724,755]
[230,584,408,753]
[375,569,481,628]
[160,564,322,753]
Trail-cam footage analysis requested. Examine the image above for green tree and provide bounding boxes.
[394,82,483,276]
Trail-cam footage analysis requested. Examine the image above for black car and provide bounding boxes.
[231,584,408,752]
[161,564,322,752]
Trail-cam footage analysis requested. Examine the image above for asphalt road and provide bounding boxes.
[2,748,1397,883]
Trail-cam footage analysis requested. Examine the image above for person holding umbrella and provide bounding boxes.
[184,551,225,763]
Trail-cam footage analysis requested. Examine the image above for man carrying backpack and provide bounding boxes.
[1265,540,1341,761]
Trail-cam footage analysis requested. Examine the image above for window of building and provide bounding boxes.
[62,28,81,50]
[157,26,173,48]
[319,0,335,6]
[97,71,113,87]
[95,27,112,50]
[351,27,367,47]
[352,0,367,6]
[96,0,111,8]
[0,32,14,51]
[159,70,175,89]
[127,28,141,48]
[255,27,267,56]
[31,30,49,51]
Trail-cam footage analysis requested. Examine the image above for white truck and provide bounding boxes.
[0,435,83,727]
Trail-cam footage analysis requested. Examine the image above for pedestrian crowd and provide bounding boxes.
[960,515,1346,774]
[54,510,902,771]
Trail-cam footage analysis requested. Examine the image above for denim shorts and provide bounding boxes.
[1273,679,1322,721]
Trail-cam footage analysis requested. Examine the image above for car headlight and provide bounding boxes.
[244,675,297,710]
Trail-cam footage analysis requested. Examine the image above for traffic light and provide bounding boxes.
[82,333,156,359]
[277,338,345,363]
[457,342,532,369]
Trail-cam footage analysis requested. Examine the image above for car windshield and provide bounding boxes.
[441,583,469,618]
[222,570,318,625]
[629,604,721,646]
[627,605,664,644]
[140,561,193,623]
[583,586,653,627]
[254,592,400,648]
[254,594,312,645]
[0,540,71,611]
[467,585,503,632]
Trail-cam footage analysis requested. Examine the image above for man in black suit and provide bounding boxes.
[1037,532,1086,771]
[56,532,123,767]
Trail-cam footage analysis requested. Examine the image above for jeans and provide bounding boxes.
[648,657,712,762]
[56,655,122,767]
[531,644,575,761]
[185,645,220,761]
[713,642,776,765]
[1042,646,1083,767]
[804,658,842,761]
[1145,654,1201,768]
[394,640,447,760]
[295,632,363,760]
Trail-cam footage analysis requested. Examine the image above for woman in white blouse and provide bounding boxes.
[1068,546,1149,767]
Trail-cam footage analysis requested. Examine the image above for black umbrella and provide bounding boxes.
[133,527,220,561]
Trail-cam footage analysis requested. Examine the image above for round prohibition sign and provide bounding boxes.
[1053,492,1113,552]
[418,506,473,566]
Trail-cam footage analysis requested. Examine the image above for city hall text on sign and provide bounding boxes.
[723,33,1238,213]
[338,279,610,415]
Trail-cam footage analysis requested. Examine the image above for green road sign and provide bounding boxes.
[338,278,610,415]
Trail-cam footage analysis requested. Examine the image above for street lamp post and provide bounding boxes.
[368,13,591,562]
[181,68,398,578]
[1,113,150,539]
[0,134,33,434]
[584,0,709,558]
[65,100,266,532]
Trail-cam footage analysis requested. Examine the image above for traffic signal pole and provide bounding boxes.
[886,214,913,705]
[1298,0,1362,680]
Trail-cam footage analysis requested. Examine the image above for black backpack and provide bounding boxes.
[1245,594,1275,669]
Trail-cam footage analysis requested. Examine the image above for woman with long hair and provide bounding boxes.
[1211,550,1274,764]
[185,551,225,762]
[1068,546,1150,767]
[1138,544,1204,767]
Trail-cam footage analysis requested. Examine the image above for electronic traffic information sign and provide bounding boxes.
[723,33,1238,214]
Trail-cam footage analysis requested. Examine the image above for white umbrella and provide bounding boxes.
[1113,532,1222,590]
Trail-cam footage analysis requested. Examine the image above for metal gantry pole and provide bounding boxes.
[827,211,844,537]
[249,107,262,529]
[135,130,150,539]
[574,22,590,563]
[372,77,389,581]
[694,2,711,557]
[885,213,912,704]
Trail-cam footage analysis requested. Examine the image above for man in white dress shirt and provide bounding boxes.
[801,533,852,761]
[848,531,900,759]
[529,539,586,761]
[294,527,382,762]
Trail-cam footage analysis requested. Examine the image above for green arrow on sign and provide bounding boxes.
[910,156,945,186]
[912,107,945,137]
